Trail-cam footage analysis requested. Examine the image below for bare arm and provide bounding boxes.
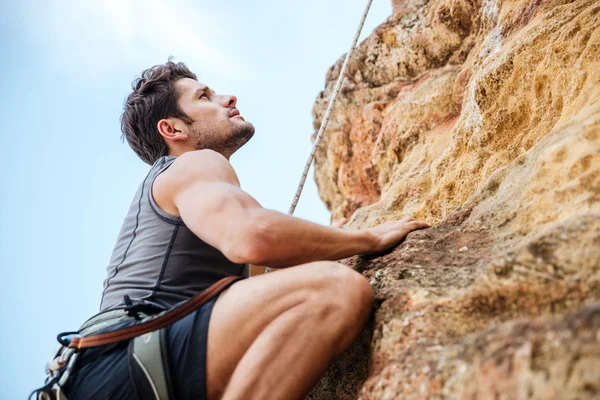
[163,150,378,267]
[165,149,427,268]
[247,208,378,268]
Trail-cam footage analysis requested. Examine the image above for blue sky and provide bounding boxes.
[0,1,392,397]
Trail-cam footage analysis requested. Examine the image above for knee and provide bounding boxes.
[343,266,374,315]
[313,261,374,315]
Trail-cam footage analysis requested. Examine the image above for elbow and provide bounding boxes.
[226,241,267,265]
[225,214,271,265]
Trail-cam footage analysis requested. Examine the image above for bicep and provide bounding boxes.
[173,180,263,262]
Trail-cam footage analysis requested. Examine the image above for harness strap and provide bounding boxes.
[128,327,174,400]
[32,275,244,400]
[69,275,244,349]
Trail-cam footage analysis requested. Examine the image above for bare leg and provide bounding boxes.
[221,298,365,399]
[205,261,373,400]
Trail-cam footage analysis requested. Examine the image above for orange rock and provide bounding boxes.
[308,0,600,398]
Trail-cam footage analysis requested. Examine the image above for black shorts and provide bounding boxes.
[63,296,219,400]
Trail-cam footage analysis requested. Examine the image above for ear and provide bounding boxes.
[157,118,187,142]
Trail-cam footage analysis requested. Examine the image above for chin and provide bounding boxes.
[228,123,255,147]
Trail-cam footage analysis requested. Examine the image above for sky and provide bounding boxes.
[0,1,392,397]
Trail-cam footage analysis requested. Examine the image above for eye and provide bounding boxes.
[199,93,209,100]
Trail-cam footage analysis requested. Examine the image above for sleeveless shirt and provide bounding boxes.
[99,155,249,312]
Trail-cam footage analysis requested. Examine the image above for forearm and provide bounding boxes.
[247,208,378,268]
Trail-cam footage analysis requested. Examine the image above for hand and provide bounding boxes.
[363,217,430,256]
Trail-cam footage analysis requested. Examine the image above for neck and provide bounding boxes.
[168,147,232,160]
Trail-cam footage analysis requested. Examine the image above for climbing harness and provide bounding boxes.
[264,0,373,273]
[31,1,374,397]
[30,276,244,400]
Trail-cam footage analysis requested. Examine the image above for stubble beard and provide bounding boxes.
[192,119,255,155]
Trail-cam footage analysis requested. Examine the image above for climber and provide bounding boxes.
[35,59,430,400]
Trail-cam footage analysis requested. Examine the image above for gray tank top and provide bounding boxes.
[99,155,249,312]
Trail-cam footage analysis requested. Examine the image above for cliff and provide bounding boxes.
[308,0,600,398]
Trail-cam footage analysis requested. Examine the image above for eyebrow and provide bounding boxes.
[193,85,210,98]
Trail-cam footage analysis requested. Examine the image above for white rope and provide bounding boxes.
[264,0,373,274]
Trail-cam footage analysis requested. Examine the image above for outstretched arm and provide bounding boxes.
[164,149,428,268]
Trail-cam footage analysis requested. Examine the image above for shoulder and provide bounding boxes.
[152,150,240,215]
[167,149,240,186]
[152,150,237,216]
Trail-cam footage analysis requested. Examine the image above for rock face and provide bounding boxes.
[307,0,600,398]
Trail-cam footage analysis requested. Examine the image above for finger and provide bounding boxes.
[409,221,431,229]
[331,217,348,228]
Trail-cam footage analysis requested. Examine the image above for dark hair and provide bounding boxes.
[120,57,197,165]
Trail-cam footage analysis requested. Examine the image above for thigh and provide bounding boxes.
[205,261,355,399]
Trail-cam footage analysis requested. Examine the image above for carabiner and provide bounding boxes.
[48,347,76,373]
[58,351,79,387]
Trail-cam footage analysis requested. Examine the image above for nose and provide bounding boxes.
[223,94,237,108]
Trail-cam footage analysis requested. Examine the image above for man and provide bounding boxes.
[62,59,430,400]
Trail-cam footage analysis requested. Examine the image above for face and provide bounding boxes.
[168,77,255,157]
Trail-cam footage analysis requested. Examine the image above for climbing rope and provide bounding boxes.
[264,0,374,274]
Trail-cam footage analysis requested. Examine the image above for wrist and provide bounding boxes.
[357,228,380,255]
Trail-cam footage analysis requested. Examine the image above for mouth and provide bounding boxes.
[230,109,243,119]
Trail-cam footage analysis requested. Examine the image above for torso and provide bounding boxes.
[99,155,249,312]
